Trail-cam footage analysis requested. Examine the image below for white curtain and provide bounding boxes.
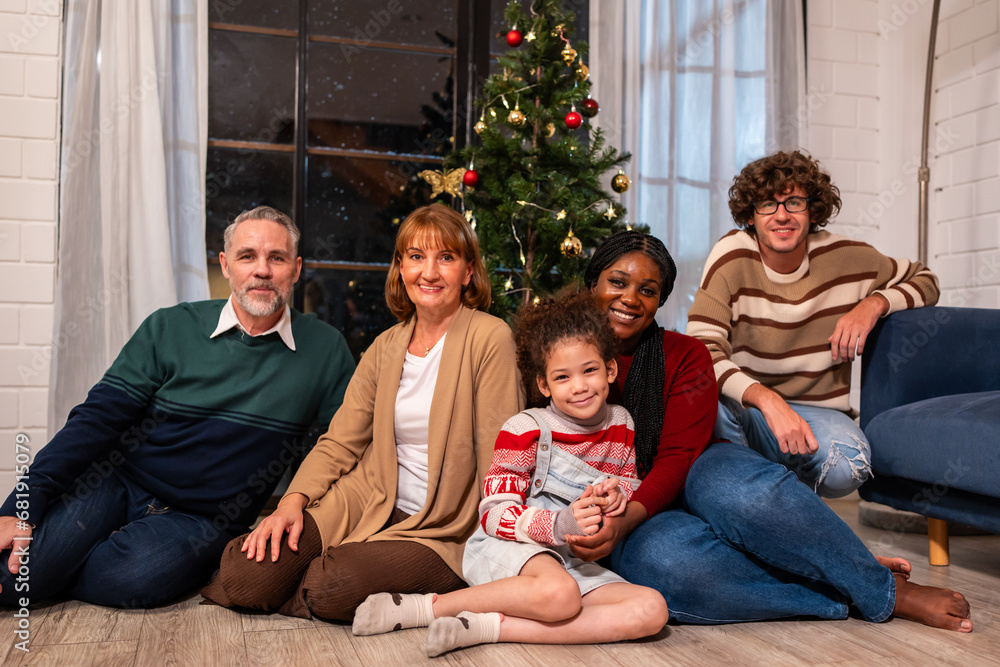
[50,0,209,433]
[591,0,805,331]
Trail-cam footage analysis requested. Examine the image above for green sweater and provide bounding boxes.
[3,300,354,531]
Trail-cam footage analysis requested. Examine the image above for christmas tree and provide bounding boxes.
[438,0,632,317]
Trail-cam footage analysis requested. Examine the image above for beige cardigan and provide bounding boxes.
[285,306,522,577]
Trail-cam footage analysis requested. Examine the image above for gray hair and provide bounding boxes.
[224,206,301,255]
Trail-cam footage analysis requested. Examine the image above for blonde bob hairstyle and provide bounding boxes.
[385,203,491,321]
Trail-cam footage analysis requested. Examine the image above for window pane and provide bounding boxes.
[205,147,294,256]
[302,268,397,360]
[308,1,457,49]
[209,0,299,31]
[304,154,442,263]
[209,30,296,143]
[308,42,455,154]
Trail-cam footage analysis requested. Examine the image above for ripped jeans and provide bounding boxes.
[714,396,871,498]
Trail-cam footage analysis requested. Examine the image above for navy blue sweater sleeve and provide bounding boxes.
[0,316,164,525]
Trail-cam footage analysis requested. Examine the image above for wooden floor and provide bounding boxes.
[2,496,998,666]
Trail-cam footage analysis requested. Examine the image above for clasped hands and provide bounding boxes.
[567,478,626,538]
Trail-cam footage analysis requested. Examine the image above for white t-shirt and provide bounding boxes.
[393,333,446,515]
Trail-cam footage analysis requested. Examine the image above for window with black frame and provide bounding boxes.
[206,0,587,359]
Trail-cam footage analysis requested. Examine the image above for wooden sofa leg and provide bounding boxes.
[928,517,950,566]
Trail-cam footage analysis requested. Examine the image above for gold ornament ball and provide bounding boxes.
[508,108,526,127]
[611,170,631,193]
[545,122,556,138]
[560,231,583,258]
[576,63,590,82]
[474,119,487,134]
[561,46,577,65]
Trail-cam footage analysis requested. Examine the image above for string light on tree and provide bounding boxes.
[441,0,636,316]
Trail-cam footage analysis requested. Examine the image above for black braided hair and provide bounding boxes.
[584,231,677,477]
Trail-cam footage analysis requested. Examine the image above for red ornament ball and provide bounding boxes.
[564,111,583,129]
[506,29,523,47]
[462,169,480,187]
[581,98,600,118]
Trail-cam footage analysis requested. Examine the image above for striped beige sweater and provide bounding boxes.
[686,230,939,414]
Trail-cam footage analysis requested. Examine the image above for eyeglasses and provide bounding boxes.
[753,197,812,215]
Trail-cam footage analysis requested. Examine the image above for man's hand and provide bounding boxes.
[241,493,308,563]
[743,384,818,455]
[0,516,33,592]
[828,294,889,361]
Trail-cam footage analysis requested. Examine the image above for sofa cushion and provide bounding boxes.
[865,390,1000,499]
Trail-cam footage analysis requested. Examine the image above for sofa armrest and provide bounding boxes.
[860,306,1000,429]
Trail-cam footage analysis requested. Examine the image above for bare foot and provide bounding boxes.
[893,574,972,632]
[876,556,911,580]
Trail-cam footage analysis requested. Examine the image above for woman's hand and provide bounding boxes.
[241,493,309,563]
[565,500,647,562]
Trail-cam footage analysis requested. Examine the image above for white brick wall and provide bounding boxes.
[807,0,1000,309]
[933,0,1000,309]
[806,0,882,245]
[0,0,61,495]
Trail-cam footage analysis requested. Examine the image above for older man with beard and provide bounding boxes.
[0,206,354,609]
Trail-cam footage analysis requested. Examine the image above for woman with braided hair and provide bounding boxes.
[569,230,973,632]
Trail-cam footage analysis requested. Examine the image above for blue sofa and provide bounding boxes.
[859,306,1000,565]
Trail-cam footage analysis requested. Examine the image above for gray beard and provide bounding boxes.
[234,282,289,318]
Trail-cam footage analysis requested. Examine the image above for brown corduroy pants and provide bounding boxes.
[201,510,466,622]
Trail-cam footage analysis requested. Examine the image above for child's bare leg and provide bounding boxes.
[426,582,667,657]
[497,582,667,644]
[433,553,582,622]
[892,574,972,632]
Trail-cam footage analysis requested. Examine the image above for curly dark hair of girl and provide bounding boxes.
[728,150,842,234]
[513,291,618,410]
[584,231,677,477]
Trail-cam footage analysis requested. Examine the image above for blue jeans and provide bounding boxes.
[611,442,895,624]
[0,467,237,608]
[714,395,872,497]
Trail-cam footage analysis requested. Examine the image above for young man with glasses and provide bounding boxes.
[686,150,939,497]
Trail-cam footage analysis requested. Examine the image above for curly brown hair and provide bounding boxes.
[728,150,842,233]
[514,291,618,408]
[384,204,491,321]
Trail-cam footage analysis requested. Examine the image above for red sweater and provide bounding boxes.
[612,330,716,516]
[479,404,636,546]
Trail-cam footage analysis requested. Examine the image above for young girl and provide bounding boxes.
[351,291,668,657]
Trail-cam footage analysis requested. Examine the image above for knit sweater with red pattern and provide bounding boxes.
[479,403,636,547]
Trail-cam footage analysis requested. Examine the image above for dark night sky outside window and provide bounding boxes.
[207,1,587,359]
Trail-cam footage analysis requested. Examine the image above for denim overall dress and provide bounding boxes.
[463,407,641,596]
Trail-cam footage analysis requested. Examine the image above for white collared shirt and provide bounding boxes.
[210,297,297,351]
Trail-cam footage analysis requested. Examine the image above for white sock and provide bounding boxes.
[352,592,436,636]
[425,611,502,658]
